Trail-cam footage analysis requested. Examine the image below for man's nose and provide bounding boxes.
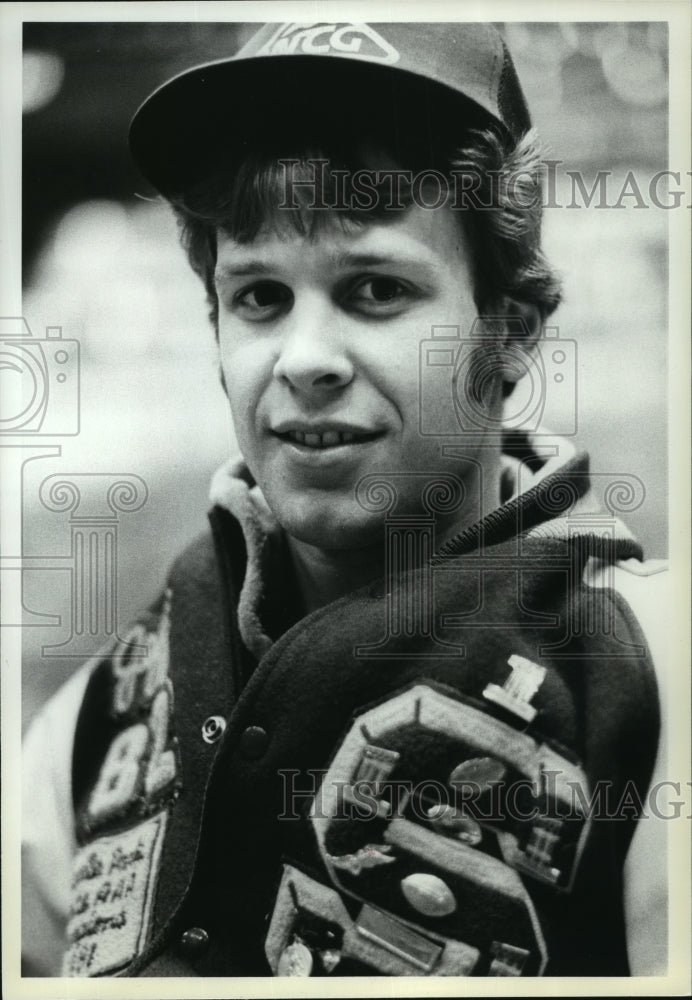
[272,298,354,396]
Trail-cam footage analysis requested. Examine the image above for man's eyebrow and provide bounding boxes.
[334,251,424,269]
[213,249,438,284]
[214,261,274,283]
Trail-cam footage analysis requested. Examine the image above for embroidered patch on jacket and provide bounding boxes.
[266,863,480,977]
[280,682,595,976]
[79,591,181,838]
[63,811,167,977]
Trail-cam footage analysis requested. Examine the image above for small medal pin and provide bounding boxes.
[277,938,313,976]
[426,803,483,846]
[483,653,547,722]
[328,843,395,876]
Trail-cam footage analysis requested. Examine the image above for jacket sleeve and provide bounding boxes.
[21,661,95,975]
[584,555,669,975]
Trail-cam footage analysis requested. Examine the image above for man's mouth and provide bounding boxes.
[273,428,383,449]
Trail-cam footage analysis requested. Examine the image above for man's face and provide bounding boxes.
[215,203,503,550]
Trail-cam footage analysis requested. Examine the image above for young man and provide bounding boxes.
[22,21,668,978]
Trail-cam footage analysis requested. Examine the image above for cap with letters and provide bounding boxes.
[129,22,531,199]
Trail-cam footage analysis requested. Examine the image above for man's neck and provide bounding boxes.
[286,459,502,614]
[286,536,384,615]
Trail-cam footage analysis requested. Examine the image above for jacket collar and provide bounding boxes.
[208,432,637,658]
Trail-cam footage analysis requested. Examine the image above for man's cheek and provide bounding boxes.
[222,355,251,405]
[221,378,252,449]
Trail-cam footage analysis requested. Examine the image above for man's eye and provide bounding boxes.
[233,281,292,316]
[348,277,412,311]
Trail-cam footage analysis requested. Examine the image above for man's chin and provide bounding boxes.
[278,506,386,554]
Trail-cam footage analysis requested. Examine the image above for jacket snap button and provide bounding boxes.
[201,715,226,744]
[180,926,209,956]
[239,725,268,759]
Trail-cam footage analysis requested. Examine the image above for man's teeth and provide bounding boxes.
[286,430,358,448]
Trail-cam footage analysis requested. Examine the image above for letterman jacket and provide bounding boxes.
[21,439,665,978]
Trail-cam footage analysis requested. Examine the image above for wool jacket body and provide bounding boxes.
[32,445,661,978]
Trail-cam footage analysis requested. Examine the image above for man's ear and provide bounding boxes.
[495,297,542,386]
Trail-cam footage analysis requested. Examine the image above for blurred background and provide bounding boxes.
[17,21,669,726]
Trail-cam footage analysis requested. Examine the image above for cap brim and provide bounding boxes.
[129,53,497,199]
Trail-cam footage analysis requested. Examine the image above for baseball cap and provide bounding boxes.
[129,21,531,199]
